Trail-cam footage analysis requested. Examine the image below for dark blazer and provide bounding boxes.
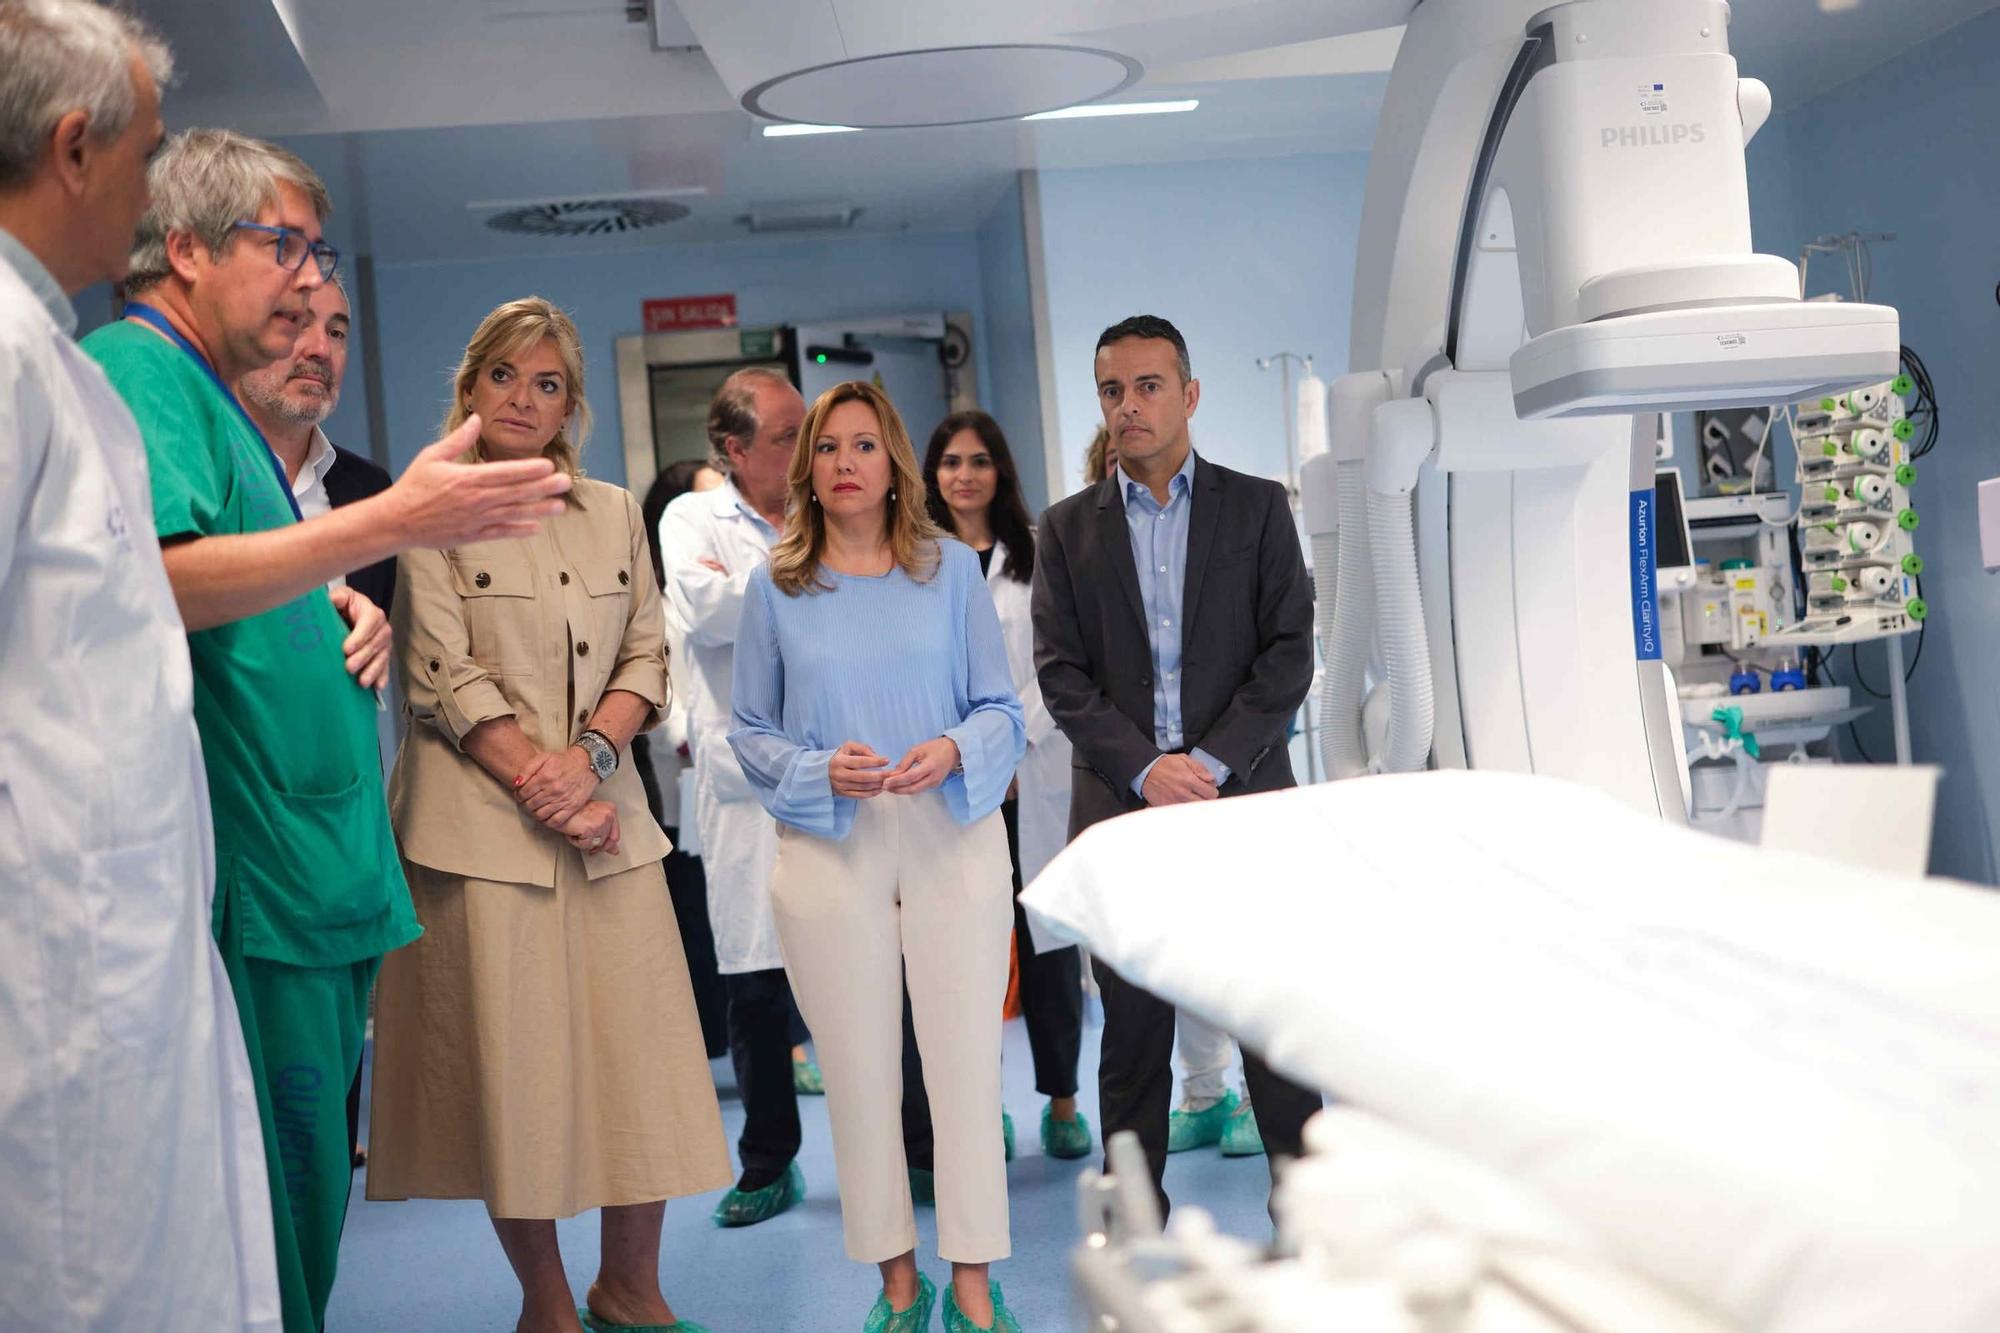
[324,443,397,616]
[1032,452,1313,837]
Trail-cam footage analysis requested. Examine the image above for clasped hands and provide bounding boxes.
[1141,752,1219,807]
[515,745,620,856]
[829,737,960,800]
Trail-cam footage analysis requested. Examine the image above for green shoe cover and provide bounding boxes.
[793,1053,826,1095]
[941,1280,1020,1333]
[1166,1088,1239,1153]
[577,1308,709,1333]
[1218,1101,1265,1158]
[1039,1104,1093,1160]
[1001,1108,1015,1163]
[863,1272,936,1332]
[710,1160,805,1227]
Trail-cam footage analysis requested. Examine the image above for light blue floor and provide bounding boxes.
[327,1015,1278,1331]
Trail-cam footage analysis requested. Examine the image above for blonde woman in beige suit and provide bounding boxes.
[368,298,729,1333]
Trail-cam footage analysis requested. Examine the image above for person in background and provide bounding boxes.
[82,127,572,1333]
[638,456,729,1057]
[1083,418,1260,1159]
[236,272,390,1171]
[1081,423,1113,487]
[366,297,729,1333]
[658,368,818,1228]
[1031,314,1322,1218]
[0,4,279,1327]
[730,380,1027,1332]
[920,410,1092,1163]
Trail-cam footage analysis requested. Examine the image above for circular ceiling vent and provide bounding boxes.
[485,197,691,237]
[745,43,1140,128]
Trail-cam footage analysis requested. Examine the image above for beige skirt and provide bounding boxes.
[365,851,731,1219]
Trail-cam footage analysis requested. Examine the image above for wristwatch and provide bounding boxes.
[575,729,618,781]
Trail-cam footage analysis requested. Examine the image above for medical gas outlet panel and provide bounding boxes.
[1780,377,1927,646]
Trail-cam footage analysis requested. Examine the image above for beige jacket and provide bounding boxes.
[389,477,671,885]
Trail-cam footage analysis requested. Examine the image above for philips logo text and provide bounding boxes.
[1601,123,1707,149]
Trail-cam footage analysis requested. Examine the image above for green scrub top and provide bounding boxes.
[83,319,416,968]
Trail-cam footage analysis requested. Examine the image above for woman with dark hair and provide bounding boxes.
[637,457,728,1057]
[922,411,1090,1163]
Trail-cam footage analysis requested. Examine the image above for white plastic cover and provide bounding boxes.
[1021,770,2000,1333]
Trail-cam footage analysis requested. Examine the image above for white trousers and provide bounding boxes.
[770,792,1013,1263]
[1175,1007,1240,1104]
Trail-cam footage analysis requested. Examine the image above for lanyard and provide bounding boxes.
[124,302,305,524]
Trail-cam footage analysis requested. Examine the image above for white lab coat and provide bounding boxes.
[658,480,783,974]
[0,259,279,1329]
[986,538,1073,951]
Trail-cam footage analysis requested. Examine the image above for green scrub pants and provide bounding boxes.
[218,880,378,1332]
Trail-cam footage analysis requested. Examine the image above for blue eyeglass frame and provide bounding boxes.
[229,221,340,281]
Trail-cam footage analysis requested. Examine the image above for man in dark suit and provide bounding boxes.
[1031,313,1322,1212]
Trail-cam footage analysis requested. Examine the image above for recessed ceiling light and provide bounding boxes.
[762,123,863,137]
[1023,98,1199,122]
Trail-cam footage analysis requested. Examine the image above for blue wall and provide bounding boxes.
[1750,8,2000,883]
[362,230,994,485]
[1032,152,1372,497]
[976,175,1048,511]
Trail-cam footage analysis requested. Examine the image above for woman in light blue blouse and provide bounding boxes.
[729,380,1026,1333]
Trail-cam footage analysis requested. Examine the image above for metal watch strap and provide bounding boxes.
[577,728,618,779]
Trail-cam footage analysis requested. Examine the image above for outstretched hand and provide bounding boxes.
[387,416,573,547]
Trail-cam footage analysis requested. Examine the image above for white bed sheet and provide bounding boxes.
[1021,770,2000,1333]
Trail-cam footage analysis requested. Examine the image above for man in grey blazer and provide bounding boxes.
[1031,314,1323,1212]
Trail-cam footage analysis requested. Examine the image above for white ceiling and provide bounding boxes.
[128,0,2000,266]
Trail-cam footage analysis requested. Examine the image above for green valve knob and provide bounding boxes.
[1896,463,1917,486]
[1820,396,1838,412]
[1823,440,1840,457]
[1901,553,1925,576]
[1894,418,1916,441]
[1898,508,1920,531]
[1824,485,1841,503]
[1830,576,1849,592]
[1892,373,1915,396]
[1907,598,1928,622]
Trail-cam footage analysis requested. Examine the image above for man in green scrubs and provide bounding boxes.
[83,128,572,1331]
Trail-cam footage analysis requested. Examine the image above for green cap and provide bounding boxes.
[1825,485,1841,503]
[1823,440,1840,456]
[1896,463,1917,486]
[1894,418,1916,441]
[1898,508,1920,531]
[1906,598,1928,622]
[1830,575,1849,592]
[1820,396,1838,412]
[1892,374,1915,396]
[1901,553,1925,576]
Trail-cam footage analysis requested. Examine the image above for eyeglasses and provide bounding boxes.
[229,221,340,281]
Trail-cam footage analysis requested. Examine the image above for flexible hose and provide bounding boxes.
[1368,487,1434,774]
[1323,459,1373,780]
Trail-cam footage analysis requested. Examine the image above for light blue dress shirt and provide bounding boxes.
[0,226,77,335]
[1118,450,1232,795]
[728,539,1026,838]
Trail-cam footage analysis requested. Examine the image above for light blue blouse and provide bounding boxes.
[728,539,1026,838]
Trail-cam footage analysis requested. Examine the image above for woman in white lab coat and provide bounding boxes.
[923,411,1093,1160]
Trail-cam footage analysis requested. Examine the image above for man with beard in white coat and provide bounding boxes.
[659,366,815,1226]
[0,2,279,1326]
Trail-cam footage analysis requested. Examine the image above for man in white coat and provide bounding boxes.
[659,366,814,1225]
[0,3,279,1326]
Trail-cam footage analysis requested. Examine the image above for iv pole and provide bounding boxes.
[1258,350,1320,780]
